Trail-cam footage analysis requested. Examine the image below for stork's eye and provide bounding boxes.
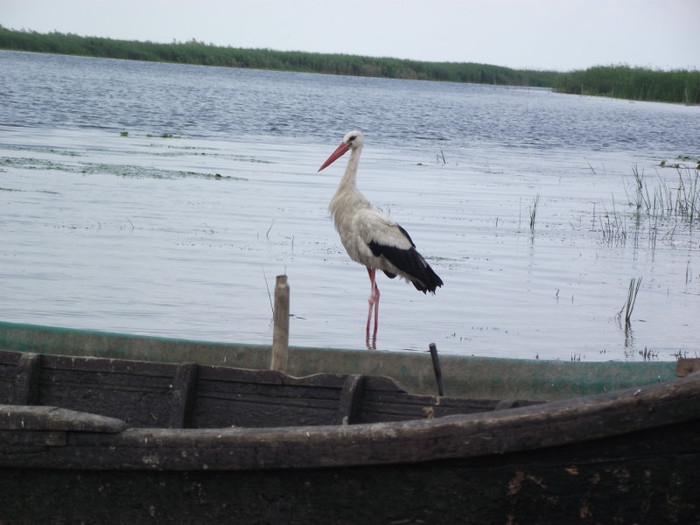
[348,135,357,142]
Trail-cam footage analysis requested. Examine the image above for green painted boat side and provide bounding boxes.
[0,321,677,401]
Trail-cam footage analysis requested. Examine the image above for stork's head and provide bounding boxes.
[318,130,363,172]
[342,130,363,150]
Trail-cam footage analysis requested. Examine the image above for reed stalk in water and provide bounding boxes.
[529,194,540,234]
[618,277,643,327]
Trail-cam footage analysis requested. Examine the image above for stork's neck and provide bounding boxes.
[337,144,362,192]
[329,144,369,219]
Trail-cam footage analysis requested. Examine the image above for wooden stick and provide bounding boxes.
[270,275,290,371]
[429,343,445,397]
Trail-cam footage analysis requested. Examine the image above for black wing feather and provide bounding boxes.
[367,223,443,293]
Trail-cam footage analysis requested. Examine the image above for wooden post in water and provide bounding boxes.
[270,274,290,371]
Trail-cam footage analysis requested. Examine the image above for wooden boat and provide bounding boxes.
[1,322,699,524]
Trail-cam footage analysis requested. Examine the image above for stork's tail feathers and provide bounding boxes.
[370,240,443,294]
[410,261,443,294]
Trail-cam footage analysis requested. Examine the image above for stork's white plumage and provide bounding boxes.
[318,131,443,347]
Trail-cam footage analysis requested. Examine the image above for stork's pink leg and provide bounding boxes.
[372,283,379,338]
[366,267,380,347]
[365,268,375,337]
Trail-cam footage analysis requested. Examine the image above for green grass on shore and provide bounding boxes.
[553,65,700,104]
[1,26,698,104]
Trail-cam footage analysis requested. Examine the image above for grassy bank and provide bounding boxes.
[0,27,555,87]
[554,65,700,104]
[1,26,697,103]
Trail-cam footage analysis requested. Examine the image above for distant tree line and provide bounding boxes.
[0,27,555,86]
[1,27,697,104]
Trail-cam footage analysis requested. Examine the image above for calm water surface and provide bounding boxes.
[1,51,699,360]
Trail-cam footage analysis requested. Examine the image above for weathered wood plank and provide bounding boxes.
[0,429,66,446]
[357,390,544,423]
[27,351,417,428]
[0,405,127,433]
[0,450,700,525]
[0,353,21,403]
[198,365,354,389]
[3,377,699,472]
[193,394,340,428]
[36,371,174,428]
[337,375,364,425]
[193,366,363,427]
[13,352,41,405]
[168,363,198,429]
[196,378,343,401]
[0,348,415,429]
[495,399,538,410]
[0,347,692,445]
[34,354,177,427]
[1,445,698,525]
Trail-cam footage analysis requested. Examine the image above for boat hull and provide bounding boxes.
[1,321,699,523]
[3,421,699,524]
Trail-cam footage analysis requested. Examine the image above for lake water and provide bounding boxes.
[1,50,699,361]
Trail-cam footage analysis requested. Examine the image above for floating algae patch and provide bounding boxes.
[1,156,247,181]
[0,144,82,157]
[1,157,70,171]
[100,163,246,180]
[152,145,274,165]
[234,155,273,164]
[143,146,272,165]
[0,186,59,194]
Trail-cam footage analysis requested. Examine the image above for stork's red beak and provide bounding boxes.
[318,143,350,172]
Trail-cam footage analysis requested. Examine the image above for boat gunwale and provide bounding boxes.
[0,321,683,400]
[2,371,698,472]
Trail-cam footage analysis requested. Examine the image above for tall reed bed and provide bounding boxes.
[601,166,699,248]
[631,166,699,223]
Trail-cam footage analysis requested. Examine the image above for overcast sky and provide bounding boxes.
[3,0,699,71]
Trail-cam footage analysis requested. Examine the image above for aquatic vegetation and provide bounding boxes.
[1,156,65,171]
[600,203,628,246]
[599,166,699,249]
[553,65,700,104]
[436,149,447,165]
[529,194,540,233]
[617,277,643,327]
[0,155,245,181]
[630,166,699,224]
[1,145,81,157]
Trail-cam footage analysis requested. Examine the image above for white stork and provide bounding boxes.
[318,130,443,347]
